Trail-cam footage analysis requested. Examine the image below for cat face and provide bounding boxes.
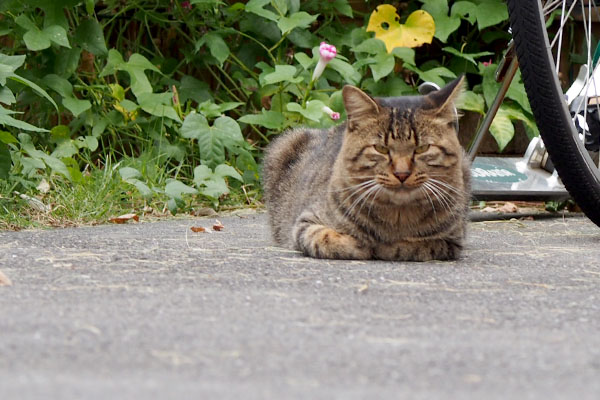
[340,77,465,204]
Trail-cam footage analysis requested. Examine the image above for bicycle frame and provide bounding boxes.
[466,39,570,201]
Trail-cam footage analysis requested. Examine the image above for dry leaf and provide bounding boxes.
[481,206,496,213]
[367,5,435,52]
[0,270,12,286]
[37,179,50,194]
[498,202,518,213]
[109,213,139,224]
[142,206,154,215]
[212,220,224,231]
[190,226,206,233]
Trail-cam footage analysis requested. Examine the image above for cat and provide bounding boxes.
[262,76,471,261]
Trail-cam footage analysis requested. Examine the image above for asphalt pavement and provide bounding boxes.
[1,211,600,399]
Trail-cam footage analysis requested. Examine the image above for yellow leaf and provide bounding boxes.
[366,5,435,52]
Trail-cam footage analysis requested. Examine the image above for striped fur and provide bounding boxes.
[262,76,470,261]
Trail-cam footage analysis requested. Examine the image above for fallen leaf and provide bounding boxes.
[0,270,12,286]
[142,206,154,215]
[481,206,496,213]
[190,226,206,233]
[37,179,50,194]
[498,202,518,213]
[367,5,435,52]
[212,220,224,231]
[109,213,139,224]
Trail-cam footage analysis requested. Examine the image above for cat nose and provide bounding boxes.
[394,171,411,183]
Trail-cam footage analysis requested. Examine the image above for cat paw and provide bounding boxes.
[297,225,371,260]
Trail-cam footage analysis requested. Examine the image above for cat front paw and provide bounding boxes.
[295,225,371,260]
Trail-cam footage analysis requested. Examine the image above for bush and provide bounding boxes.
[0,0,535,217]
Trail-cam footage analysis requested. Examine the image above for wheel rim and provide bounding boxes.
[542,0,600,172]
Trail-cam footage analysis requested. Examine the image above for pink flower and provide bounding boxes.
[322,106,340,120]
[482,59,493,67]
[312,42,337,81]
[319,42,337,62]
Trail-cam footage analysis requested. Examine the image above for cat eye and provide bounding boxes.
[414,144,431,154]
[373,144,389,154]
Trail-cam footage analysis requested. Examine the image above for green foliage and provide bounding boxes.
[0,0,535,221]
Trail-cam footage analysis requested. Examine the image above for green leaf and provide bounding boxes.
[0,142,10,179]
[193,164,213,182]
[22,142,72,180]
[179,75,213,104]
[9,74,59,112]
[476,0,508,30]
[353,38,387,55]
[294,52,315,70]
[119,166,142,180]
[277,12,318,35]
[457,91,485,114]
[238,109,285,129]
[132,179,153,198]
[506,70,533,114]
[100,50,161,97]
[451,1,477,24]
[63,97,92,117]
[262,65,302,85]
[200,179,228,198]
[193,164,241,199]
[481,63,500,108]
[287,100,325,122]
[245,0,279,22]
[44,25,70,48]
[50,125,70,139]
[202,32,230,66]
[489,106,514,152]
[369,53,395,82]
[214,164,243,181]
[391,47,416,66]
[136,92,181,122]
[73,18,108,56]
[442,47,493,65]
[0,108,48,132]
[198,100,244,118]
[328,58,361,85]
[0,130,18,144]
[51,140,78,158]
[15,14,37,31]
[180,113,244,168]
[421,0,461,43]
[23,28,51,51]
[406,65,456,87]
[43,74,91,116]
[0,54,25,84]
[165,179,198,200]
[0,87,15,105]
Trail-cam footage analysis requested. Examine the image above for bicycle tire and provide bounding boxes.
[507,0,600,227]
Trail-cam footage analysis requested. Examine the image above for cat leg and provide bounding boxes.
[292,211,371,259]
[375,237,463,261]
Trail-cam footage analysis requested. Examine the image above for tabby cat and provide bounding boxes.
[262,76,471,261]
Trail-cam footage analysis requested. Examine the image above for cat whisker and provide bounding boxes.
[420,186,439,224]
[358,184,383,217]
[428,178,468,197]
[344,183,381,219]
[330,179,376,193]
[423,181,456,218]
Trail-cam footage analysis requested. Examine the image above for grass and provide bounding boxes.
[0,161,262,231]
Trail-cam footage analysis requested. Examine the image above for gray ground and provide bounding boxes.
[1,212,600,399]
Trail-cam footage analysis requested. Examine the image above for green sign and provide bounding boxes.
[471,162,528,183]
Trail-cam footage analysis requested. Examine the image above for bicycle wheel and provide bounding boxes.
[507,0,600,226]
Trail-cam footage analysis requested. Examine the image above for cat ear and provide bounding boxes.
[342,85,380,120]
[425,75,465,124]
